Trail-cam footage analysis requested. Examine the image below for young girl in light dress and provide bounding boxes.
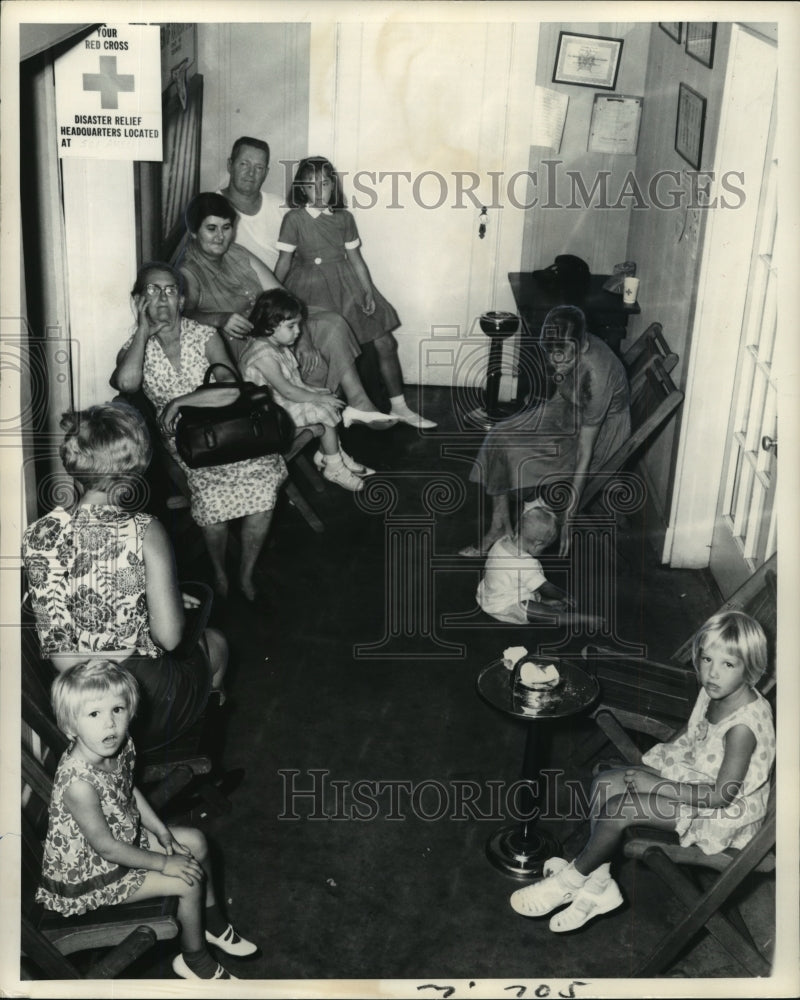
[239,289,373,493]
[37,661,256,979]
[509,611,775,932]
[274,156,436,430]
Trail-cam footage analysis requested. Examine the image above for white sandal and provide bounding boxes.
[314,449,375,477]
[548,875,623,932]
[542,856,569,878]
[509,864,585,918]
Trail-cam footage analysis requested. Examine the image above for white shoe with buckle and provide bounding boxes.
[322,460,364,492]
[509,863,586,918]
[205,922,258,956]
[548,875,623,932]
[314,449,375,477]
[172,953,237,979]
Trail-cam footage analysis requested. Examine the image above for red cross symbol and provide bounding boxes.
[82,56,134,109]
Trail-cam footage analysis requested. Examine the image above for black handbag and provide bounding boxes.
[174,363,295,468]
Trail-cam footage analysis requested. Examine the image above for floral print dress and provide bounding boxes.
[123,317,287,526]
[22,505,160,657]
[36,737,150,916]
[22,503,212,752]
[641,687,775,854]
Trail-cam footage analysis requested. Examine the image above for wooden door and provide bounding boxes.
[709,67,778,593]
[308,21,538,385]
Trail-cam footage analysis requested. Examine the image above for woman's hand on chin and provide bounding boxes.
[134,295,168,339]
[222,312,253,338]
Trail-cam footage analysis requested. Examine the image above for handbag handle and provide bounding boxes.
[202,362,245,388]
[198,362,280,415]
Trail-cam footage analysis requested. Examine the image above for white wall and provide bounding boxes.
[521,22,651,274]
[62,160,138,407]
[308,21,539,387]
[197,22,310,197]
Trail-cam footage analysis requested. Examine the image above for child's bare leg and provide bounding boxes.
[574,788,677,875]
[373,332,404,398]
[376,333,437,428]
[126,826,213,952]
[510,770,675,929]
[320,426,339,456]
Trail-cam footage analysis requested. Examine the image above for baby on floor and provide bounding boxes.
[477,501,599,625]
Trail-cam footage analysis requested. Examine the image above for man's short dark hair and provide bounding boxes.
[230,136,270,167]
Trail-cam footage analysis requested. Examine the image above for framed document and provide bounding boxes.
[685,23,716,68]
[659,23,683,44]
[552,32,623,91]
[675,83,706,169]
[588,95,643,155]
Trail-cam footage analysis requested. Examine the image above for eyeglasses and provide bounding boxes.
[144,283,179,298]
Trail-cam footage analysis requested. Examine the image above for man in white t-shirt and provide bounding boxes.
[218,136,286,271]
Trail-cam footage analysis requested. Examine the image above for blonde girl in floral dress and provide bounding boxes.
[37,661,256,979]
[508,611,775,932]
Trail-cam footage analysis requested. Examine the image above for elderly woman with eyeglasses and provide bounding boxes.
[113,262,287,602]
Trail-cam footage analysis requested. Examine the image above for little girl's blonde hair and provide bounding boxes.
[691,611,768,687]
[51,661,139,738]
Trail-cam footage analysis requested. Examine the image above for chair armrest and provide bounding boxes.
[87,925,157,978]
[581,645,698,728]
[624,837,776,875]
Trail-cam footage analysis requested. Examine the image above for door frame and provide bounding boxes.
[664,24,777,575]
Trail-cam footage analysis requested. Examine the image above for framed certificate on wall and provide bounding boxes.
[588,94,643,155]
[552,32,623,90]
[675,82,706,169]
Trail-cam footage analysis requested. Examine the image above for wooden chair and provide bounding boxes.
[582,556,778,975]
[620,321,678,389]
[282,423,326,533]
[21,730,180,978]
[577,356,684,515]
[623,781,776,976]
[584,552,777,760]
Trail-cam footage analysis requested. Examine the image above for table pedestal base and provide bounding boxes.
[486,824,562,880]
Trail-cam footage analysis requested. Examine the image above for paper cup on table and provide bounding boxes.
[623,276,640,304]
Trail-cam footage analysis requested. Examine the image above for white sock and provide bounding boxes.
[561,863,589,889]
[389,394,412,412]
[589,862,612,884]
[325,452,343,468]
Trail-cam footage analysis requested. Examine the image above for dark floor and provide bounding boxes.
[128,387,775,991]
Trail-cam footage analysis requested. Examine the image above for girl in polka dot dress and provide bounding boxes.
[509,611,775,932]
